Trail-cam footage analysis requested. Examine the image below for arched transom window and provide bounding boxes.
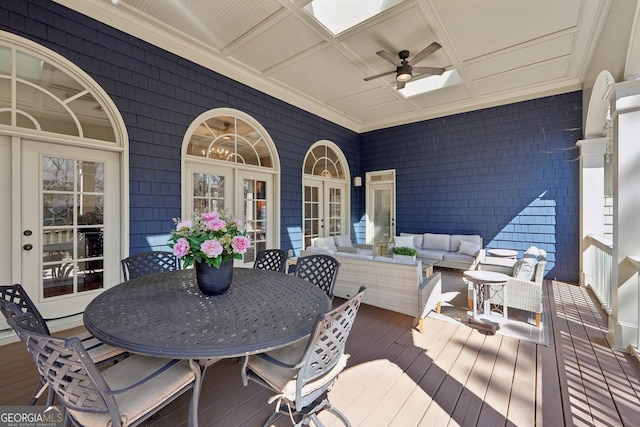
[304,143,345,179]
[0,43,118,143]
[186,115,275,168]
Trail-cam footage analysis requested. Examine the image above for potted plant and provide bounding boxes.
[168,210,251,295]
[390,246,418,261]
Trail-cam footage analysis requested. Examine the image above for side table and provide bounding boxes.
[374,241,389,256]
[463,270,510,320]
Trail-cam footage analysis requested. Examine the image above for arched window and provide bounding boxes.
[302,141,350,249]
[183,109,280,267]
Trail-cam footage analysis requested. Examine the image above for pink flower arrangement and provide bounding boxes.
[168,210,251,268]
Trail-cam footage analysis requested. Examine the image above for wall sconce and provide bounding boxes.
[353,176,362,187]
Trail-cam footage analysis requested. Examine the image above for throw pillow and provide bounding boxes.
[393,235,414,248]
[512,257,537,281]
[401,232,423,248]
[314,236,337,252]
[334,234,353,248]
[458,240,481,257]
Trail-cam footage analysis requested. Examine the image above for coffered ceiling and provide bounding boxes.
[54,0,613,132]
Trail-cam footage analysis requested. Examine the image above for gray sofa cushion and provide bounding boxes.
[416,248,447,260]
[443,252,476,263]
[422,233,450,251]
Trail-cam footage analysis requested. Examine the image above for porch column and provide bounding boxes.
[576,137,606,287]
[606,79,640,350]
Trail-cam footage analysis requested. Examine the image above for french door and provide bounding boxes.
[303,178,346,249]
[20,140,121,320]
[186,162,274,267]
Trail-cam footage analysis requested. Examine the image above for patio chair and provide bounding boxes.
[253,249,288,273]
[0,284,128,405]
[6,310,203,427]
[473,246,547,327]
[121,250,180,281]
[294,254,341,300]
[241,286,366,426]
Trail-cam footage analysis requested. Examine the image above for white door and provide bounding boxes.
[186,162,274,267]
[302,178,347,248]
[21,140,121,320]
[366,171,396,245]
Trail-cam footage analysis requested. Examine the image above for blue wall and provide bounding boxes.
[1,0,360,255]
[361,92,582,282]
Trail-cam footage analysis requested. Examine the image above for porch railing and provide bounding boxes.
[584,234,613,314]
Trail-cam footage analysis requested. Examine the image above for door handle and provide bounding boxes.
[23,244,33,251]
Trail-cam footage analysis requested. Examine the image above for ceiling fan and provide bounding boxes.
[364,42,445,90]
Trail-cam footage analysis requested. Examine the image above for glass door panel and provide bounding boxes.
[243,178,267,265]
[303,182,321,249]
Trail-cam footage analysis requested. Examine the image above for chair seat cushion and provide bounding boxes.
[70,356,195,427]
[247,349,349,402]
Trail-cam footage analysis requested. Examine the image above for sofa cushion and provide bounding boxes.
[458,240,481,257]
[450,234,482,252]
[422,233,450,251]
[400,232,423,248]
[334,235,352,248]
[314,236,337,252]
[335,251,374,260]
[304,246,335,255]
[443,252,476,263]
[416,248,447,261]
[393,235,415,248]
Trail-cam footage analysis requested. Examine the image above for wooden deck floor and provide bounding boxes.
[2,278,640,426]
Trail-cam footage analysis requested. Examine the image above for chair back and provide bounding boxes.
[121,250,180,281]
[7,312,120,422]
[295,287,365,407]
[295,254,340,299]
[0,284,50,335]
[253,249,287,273]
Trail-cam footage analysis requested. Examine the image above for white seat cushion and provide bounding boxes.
[422,234,450,251]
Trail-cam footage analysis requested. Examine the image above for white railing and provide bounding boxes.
[584,234,613,313]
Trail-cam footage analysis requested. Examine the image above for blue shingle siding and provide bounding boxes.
[3,1,581,282]
[361,92,582,282]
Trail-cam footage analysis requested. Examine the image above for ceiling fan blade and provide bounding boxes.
[364,70,397,81]
[412,66,446,76]
[376,50,400,66]
[408,42,442,66]
[396,80,406,90]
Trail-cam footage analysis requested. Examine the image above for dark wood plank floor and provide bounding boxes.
[2,278,640,426]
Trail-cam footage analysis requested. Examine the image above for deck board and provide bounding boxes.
[2,278,640,426]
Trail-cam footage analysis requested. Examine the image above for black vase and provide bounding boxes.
[195,259,234,295]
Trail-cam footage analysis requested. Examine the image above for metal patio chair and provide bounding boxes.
[253,249,288,273]
[294,254,341,300]
[0,284,127,405]
[7,310,203,427]
[121,250,180,281]
[242,286,365,426]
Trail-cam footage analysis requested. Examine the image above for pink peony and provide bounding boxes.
[201,211,219,221]
[231,235,251,254]
[172,237,190,257]
[205,218,226,231]
[201,239,223,258]
[175,219,193,231]
[233,218,244,228]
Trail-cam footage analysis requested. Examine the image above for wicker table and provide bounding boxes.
[84,268,330,427]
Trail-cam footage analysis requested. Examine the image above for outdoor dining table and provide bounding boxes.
[83,267,331,427]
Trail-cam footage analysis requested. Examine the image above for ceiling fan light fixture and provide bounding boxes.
[396,65,412,82]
